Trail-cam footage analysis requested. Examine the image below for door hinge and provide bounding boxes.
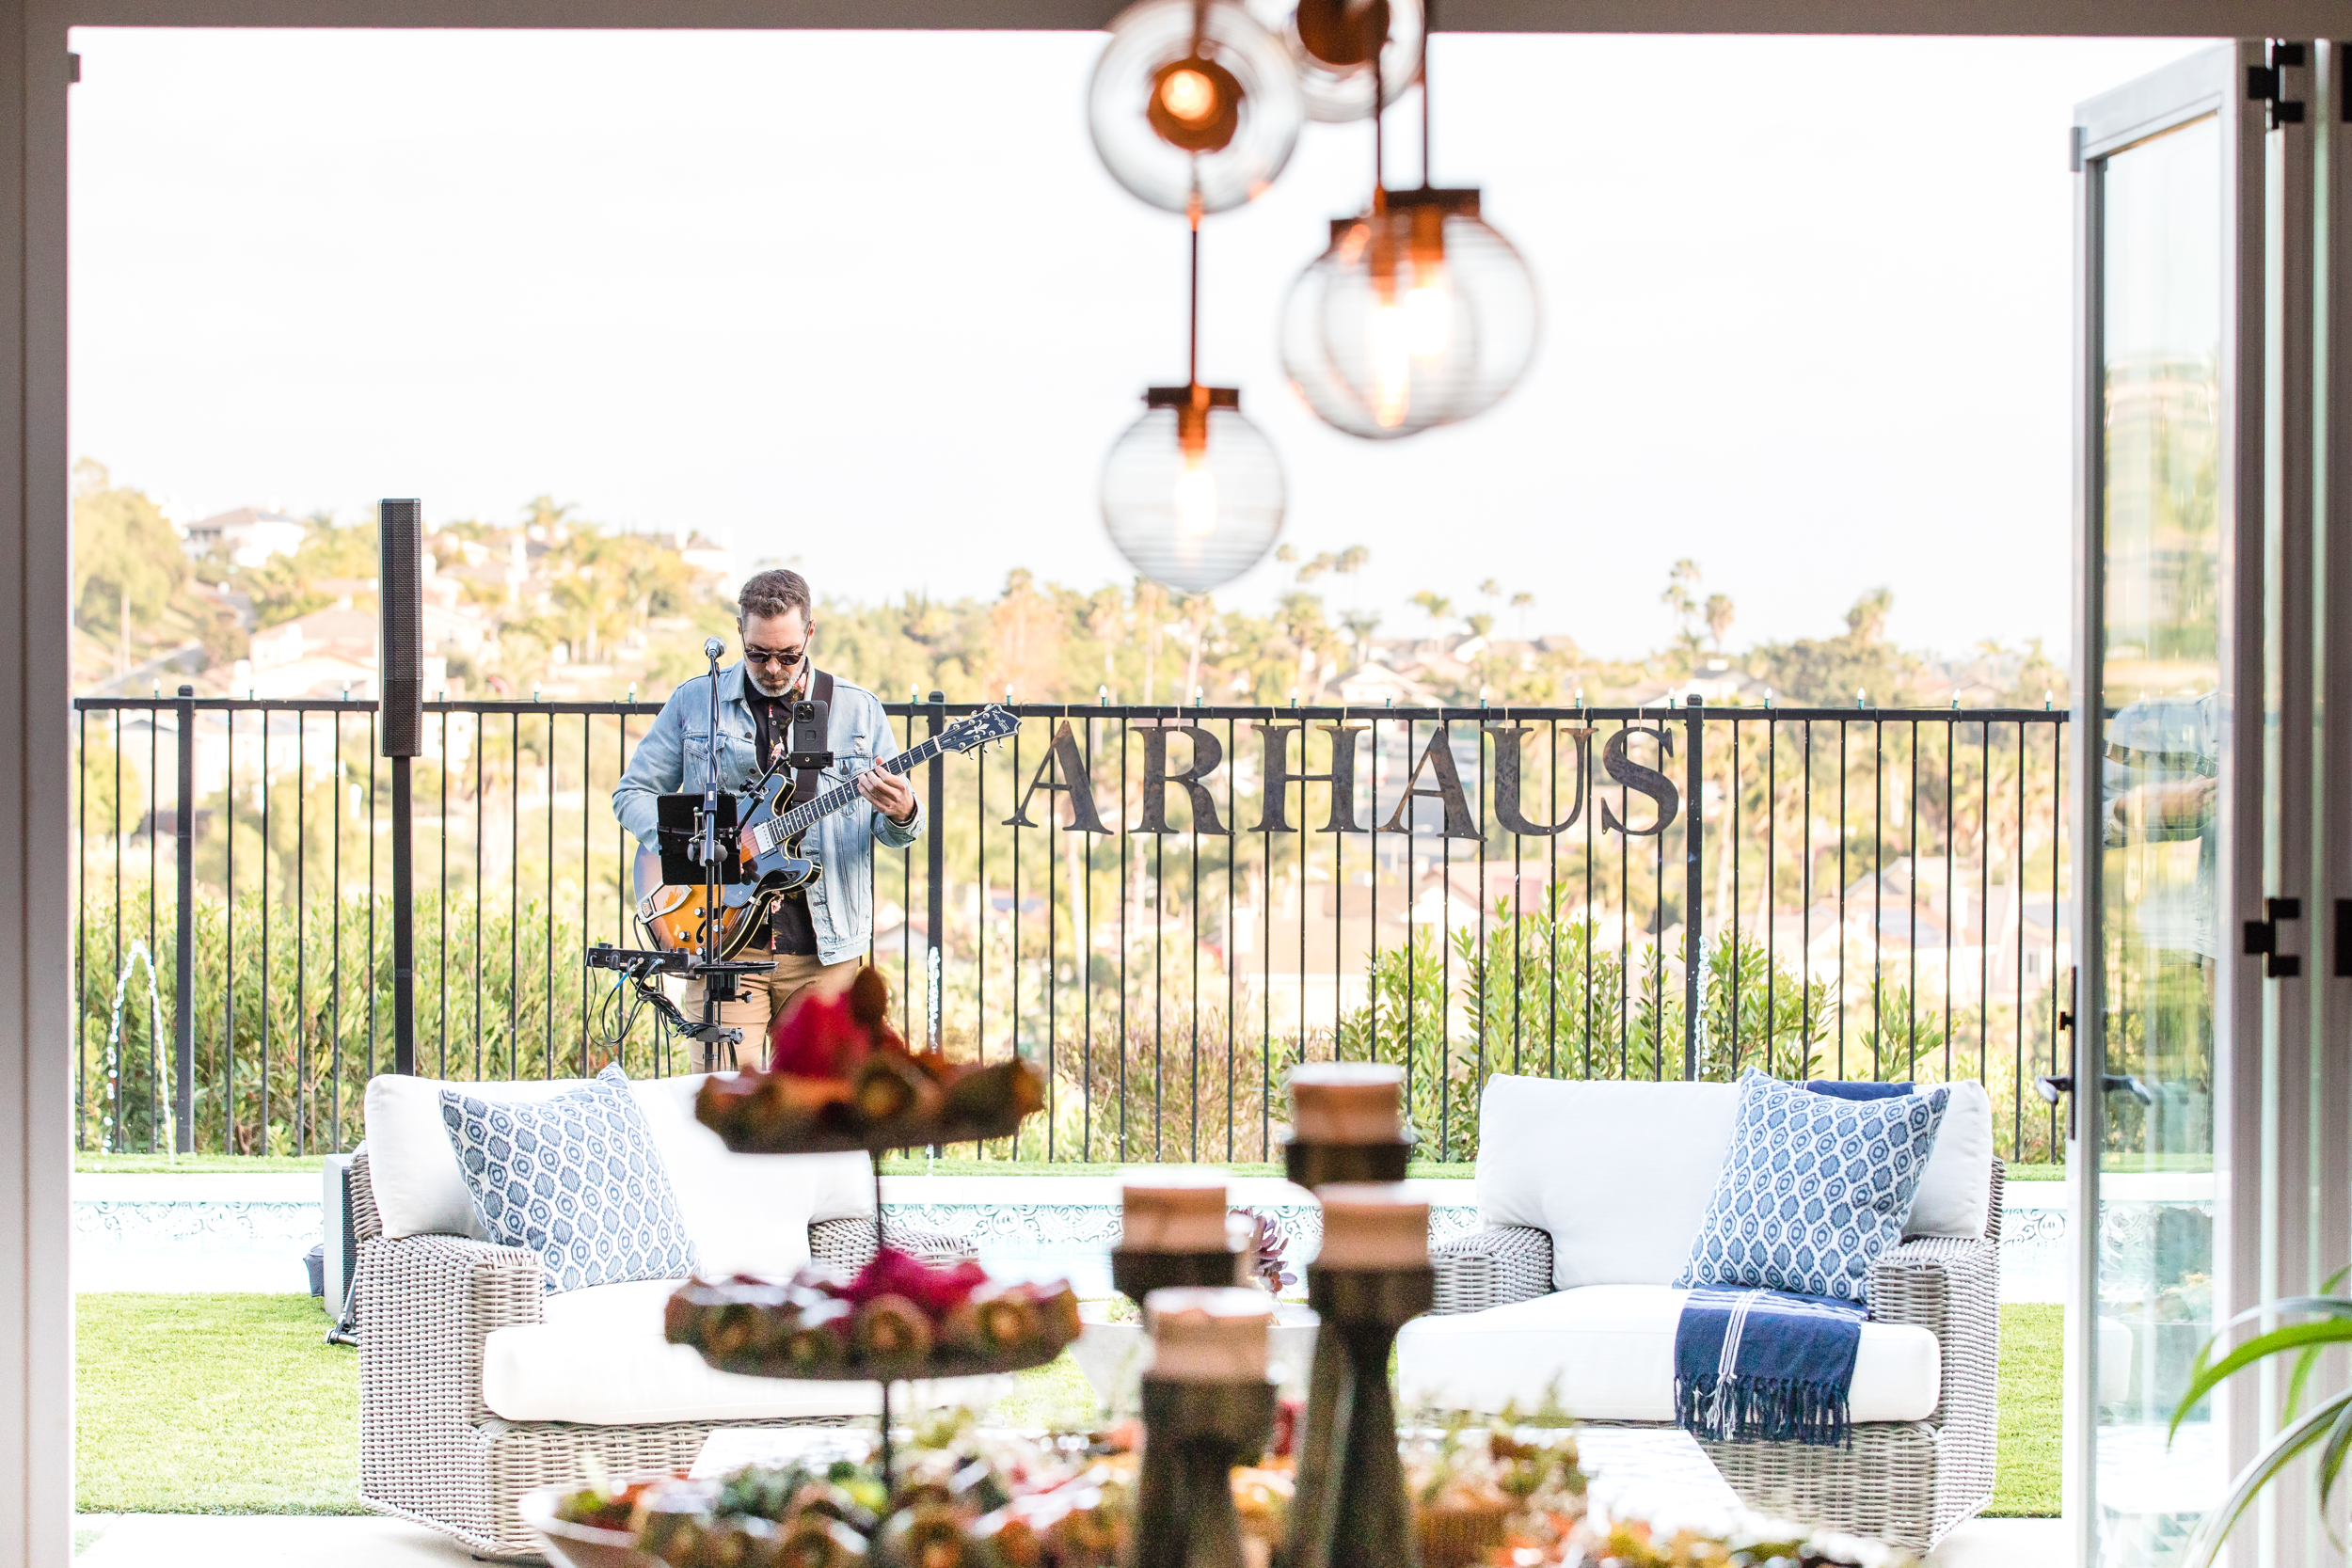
[2068,125,2085,174]
[2336,898,2352,979]
[2245,895,2303,977]
[66,52,78,83]
[2249,42,2307,128]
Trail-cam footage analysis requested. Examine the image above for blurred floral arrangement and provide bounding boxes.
[548,1418,1915,1568]
[1233,1207,1297,1295]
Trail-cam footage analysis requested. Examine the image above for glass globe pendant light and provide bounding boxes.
[1279,14,1536,439]
[1245,0,1422,123]
[1090,0,1306,214]
[1102,219,1286,594]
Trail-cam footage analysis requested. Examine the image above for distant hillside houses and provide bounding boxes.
[180,505,306,568]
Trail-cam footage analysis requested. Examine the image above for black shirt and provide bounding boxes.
[748,692,819,958]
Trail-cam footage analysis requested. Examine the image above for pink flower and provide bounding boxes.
[843,1245,988,1320]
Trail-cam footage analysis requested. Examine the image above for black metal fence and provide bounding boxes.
[72,692,2070,1164]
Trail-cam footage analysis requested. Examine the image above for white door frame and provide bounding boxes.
[0,7,2342,1567]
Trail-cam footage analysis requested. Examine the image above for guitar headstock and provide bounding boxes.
[940,705,1022,754]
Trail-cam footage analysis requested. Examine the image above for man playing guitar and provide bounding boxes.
[612,568,921,1067]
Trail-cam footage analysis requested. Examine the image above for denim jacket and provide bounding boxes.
[612,663,923,966]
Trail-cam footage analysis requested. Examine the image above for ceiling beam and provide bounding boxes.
[50,0,2337,34]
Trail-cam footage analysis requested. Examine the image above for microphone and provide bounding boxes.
[704,637,726,662]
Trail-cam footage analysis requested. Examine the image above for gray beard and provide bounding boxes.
[747,664,803,701]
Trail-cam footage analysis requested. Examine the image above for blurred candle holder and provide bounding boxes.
[1287,1186,1431,1568]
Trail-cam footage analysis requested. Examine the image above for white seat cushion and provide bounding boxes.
[484,1277,1004,1425]
[1396,1285,1940,1424]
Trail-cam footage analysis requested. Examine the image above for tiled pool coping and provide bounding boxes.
[71,1169,2107,1301]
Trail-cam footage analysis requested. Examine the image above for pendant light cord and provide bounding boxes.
[1420,0,1434,186]
[1187,198,1202,388]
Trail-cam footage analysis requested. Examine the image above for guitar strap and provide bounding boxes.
[789,669,835,808]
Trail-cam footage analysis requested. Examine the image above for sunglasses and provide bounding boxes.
[741,642,809,670]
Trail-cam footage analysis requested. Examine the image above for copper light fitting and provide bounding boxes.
[1293,0,1391,70]
[1147,383,1242,458]
[1150,55,1246,151]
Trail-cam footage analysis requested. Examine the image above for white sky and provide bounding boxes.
[67,27,2206,659]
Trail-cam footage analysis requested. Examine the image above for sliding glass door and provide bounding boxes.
[2070,41,2267,1568]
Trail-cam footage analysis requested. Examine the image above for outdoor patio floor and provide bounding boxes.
[72,1513,2070,1566]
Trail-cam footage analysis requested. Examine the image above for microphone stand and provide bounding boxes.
[693,637,739,1072]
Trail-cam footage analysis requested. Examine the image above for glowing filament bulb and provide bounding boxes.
[1402,261,1451,357]
[1368,293,1411,428]
[1174,450,1219,537]
[1160,68,1216,124]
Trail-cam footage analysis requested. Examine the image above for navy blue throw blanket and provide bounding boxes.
[1673,1287,1867,1447]
[1805,1079,1915,1101]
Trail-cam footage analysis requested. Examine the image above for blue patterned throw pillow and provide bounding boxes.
[1676,1069,1948,1305]
[439,1065,699,1293]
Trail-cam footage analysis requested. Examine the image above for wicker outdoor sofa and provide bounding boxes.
[345,1073,982,1560]
[1398,1075,2002,1552]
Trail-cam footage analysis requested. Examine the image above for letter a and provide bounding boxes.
[1378,726,1482,842]
[1002,720,1110,832]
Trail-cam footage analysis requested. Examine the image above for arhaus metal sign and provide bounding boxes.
[1000,719,1684,839]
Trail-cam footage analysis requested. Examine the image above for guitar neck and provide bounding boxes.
[771,736,945,838]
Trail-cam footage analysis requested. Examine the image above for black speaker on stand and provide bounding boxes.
[378,499,424,1076]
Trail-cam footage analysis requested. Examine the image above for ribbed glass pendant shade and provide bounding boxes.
[1102,387,1286,594]
[1280,188,1538,439]
[1090,0,1307,214]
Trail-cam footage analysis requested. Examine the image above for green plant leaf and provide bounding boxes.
[2179,1395,2352,1568]
[2174,1319,2352,1442]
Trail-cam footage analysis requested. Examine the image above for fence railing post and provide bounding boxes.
[1684,695,1704,1080]
[927,690,945,1052]
[173,685,196,1152]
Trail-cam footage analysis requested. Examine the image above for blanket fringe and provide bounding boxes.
[1674,1372,1853,1449]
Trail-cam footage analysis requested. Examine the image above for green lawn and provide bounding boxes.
[75,1154,325,1175]
[75,1295,2064,1518]
[77,1294,362,1513]
[1988,1303,2061,1516]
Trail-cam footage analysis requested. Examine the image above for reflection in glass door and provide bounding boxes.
[2094,110,2223,1565]
[2073,43,2262,1568]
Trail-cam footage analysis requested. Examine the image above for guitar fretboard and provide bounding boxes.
[747,735,952,853]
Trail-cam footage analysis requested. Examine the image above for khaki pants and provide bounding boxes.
[682,953,856,1072]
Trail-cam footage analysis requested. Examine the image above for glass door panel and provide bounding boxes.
[2074,41,2261,1568]
[2092,109,2225,1565]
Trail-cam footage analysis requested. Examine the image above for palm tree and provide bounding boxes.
[1661,559,1702,649]
[1509,591,1535,640]
[1410,590,1453,641]
[1705,594,1737,650]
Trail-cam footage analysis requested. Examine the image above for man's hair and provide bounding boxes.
[737,568,812,625]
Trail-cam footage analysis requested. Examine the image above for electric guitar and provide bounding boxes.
[633,704,1020,959]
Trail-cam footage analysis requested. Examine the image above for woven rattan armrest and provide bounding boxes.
[358,1231,545,1432]
[1866,1233,1998,1429]
[1429,1226,1553,1315]
[809,1215,976,1272]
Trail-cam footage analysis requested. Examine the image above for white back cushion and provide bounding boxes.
[361,1072,873,1275]
[1903,1078,1994,1239]
[628,1075,872,1277]
[1474,1076,1741,1290]
[363,1074,580,1240]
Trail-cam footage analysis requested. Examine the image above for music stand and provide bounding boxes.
[655,793,749,886]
